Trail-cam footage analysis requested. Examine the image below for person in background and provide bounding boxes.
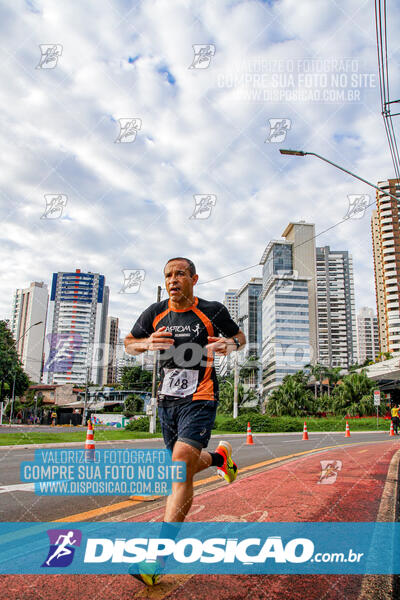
[391,404,399,435]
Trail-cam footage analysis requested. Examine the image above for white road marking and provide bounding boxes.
[0,483,34,494]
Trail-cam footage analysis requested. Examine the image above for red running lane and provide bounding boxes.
[0,441,398,600]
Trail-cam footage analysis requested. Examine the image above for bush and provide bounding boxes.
[213,415,391,433]
[215,413,277,432]
[125,416,162,432]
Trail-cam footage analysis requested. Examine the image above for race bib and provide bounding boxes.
[161,369,199,397]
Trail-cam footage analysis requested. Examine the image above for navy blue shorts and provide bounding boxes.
[157,396,218,451]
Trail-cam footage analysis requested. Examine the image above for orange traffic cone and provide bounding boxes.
[85,419,95,461]
[302,421,309,441]
[246,422,254,445]
[389,421,395,437]
[345,421,351,438]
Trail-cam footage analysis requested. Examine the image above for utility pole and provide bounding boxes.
[233,352,239,419]
[9,370,16,424]
[83,366,89,425]
[149,286,162,433]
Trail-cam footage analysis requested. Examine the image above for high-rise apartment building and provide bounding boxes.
[43,269,109,385]
[316,246,357,368]
[237,278,263,358]
[371,179,400,354]
[223,289,239,323]
[102,316,119,385]
[357,307,380,363]
[10,282,48,382]
[237,277,262,388]
[260,222,318,396]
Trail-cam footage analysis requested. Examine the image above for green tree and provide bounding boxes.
[345,393,385,417]
[305,363,328,398]
[123,394,144,416]
[121,366,152,391]
[0,320,30,402]
[317,392,333,413]
[217,377,249,414]
[332,371,377,416]
[325,366,343,397]
[265,371,314,417]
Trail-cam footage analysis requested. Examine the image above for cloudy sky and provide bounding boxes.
[1,0,400,336]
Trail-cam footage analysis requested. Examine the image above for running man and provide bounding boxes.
[124,257,246,584]
[45,531,77,566]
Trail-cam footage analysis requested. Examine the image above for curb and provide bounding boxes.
[0,438,165,450]
[0,430,392,450]
[358,448,400,599]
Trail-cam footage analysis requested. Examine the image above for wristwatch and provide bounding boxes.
[232,336,241,349]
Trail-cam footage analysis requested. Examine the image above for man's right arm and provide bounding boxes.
[124,333,149,356]
[124,326,175,356]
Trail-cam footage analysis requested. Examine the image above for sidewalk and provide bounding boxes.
[0,440,398,600]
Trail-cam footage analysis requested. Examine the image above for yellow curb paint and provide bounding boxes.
[54,500,141,522]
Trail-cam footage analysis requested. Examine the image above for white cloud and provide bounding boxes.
[0,0,398,340]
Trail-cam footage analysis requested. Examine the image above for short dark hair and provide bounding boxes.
[165,257,196,277]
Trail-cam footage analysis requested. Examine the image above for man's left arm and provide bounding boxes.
[206,330,246,355]
[205,303,246,355]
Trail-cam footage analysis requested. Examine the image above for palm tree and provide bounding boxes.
[332,371,377,416]
[325,366,343,397]
[305,363,327,398]
[218,378,247,414]
[265,373,314,417]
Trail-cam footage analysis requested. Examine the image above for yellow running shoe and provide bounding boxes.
[129,560,163,586]
[215,440,238,483]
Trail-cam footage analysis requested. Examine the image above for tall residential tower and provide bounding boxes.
[10,282,48,382]
[223,289,239,323]
[43,269,109,385]
[371,179,400,354]
[357,307,379,363]
[102,316,119,385]
[316,246,357,368]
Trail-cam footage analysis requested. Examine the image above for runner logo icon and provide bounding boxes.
[42,529,82,568]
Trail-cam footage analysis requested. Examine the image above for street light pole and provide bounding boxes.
[233,353,239,419]
[150,286,162,434]
[279,149,400,203]
[10,371,16,424]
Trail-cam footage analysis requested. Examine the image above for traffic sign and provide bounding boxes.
[374,390,381,406]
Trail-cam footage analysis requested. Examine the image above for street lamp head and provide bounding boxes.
[279,149,306,156]
[33,321,43,326]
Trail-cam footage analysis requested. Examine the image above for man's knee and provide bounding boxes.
[172,441,201,475]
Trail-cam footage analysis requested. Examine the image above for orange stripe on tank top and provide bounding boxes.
[152,308,171,330]
[191,306,215,400]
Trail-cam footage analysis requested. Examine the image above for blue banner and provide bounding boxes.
[0,522,398,574]
[20,449,186,496]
